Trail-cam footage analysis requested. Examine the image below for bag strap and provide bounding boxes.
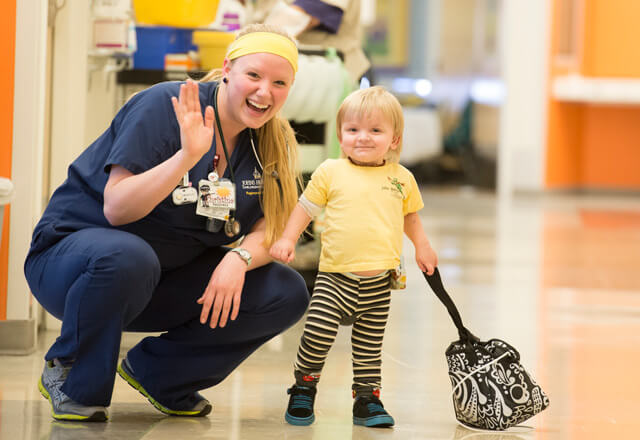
[423,268,478,342]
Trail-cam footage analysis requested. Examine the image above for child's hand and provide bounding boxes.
[270,238,296,263]
[416,245,438,275]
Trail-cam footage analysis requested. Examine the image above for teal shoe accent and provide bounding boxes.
[352,395,394,428]
[284,385,316,426]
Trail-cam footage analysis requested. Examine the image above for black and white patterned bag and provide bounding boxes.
[424,269,550,431]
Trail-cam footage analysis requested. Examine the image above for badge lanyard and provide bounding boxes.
[175,82,283,236]
[207,84,241,237]
[208,83,285,236]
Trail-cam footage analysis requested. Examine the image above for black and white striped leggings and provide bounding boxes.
[294,271,391,392]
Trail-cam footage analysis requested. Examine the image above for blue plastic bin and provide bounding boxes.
[133,26,197,70]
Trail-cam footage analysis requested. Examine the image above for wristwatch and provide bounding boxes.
[230,247,252,267]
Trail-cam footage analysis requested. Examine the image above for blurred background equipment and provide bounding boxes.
[0,178,14,250]
[133,0,220,28]
[192,31,236,71]
[244,0,372,83]
[132,26,197,70]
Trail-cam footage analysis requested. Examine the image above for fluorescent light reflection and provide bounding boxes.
[415,79,432,97]
[470,78,505,105]
[391,77,433,97]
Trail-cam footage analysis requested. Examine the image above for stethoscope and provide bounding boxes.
[207,83,283,236]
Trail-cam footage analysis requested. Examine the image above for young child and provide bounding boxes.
[270,86,438,427]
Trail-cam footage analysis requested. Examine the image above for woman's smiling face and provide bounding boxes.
[222,53,295,129]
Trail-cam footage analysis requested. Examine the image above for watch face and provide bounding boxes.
[232,248,251,265]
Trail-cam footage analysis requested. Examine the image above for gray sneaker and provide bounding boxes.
[39,359,109,422]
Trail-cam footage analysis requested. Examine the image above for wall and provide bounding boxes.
[546,0,640,189]
[439,0,476,75]
[7,0,48,323]
[48,2,90,195]
[0,0,17,320]
[498,0,550,195]
[0,0,47,354]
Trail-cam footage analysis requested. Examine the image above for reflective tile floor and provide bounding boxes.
[2,188,640,440]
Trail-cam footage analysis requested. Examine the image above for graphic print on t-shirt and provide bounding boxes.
[382,176,406,199]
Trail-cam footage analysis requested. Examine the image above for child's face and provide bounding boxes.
[339,110,398,166]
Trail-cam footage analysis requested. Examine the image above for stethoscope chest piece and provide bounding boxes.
[224,217,241,237]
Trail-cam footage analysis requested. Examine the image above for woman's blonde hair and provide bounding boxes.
[336,86,404,163]
[200,24,300,247]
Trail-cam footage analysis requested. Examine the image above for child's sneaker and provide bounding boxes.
[39,359,109,422]
[117,357,211,417]
[285,385,317,425]
[352,390,395,427]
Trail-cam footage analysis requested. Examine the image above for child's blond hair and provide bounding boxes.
[336,86,404,163]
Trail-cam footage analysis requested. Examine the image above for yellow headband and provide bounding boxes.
[226,32,298,73]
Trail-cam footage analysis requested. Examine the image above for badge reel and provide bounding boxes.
[172,173,198,205]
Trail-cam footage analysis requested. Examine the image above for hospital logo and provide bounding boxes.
[242,168,263,193]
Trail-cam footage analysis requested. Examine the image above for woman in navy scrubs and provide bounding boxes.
[24,24,309,422]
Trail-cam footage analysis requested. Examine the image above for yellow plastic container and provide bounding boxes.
[133,0,220,28]
[193,31,236,70]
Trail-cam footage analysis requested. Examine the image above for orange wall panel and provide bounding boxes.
[583,0,640,77]
[545,0,584,188]
[1,0,16,320]
[546,0,640,189]
[545,102,584,188]
[581,106,640,188]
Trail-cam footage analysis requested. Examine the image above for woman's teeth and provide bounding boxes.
[247,99,269,112]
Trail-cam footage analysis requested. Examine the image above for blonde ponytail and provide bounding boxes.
[255,117,300,247]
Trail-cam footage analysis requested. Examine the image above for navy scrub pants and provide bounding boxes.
[24,227,309,408]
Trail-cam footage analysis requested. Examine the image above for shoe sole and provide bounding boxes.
[285,412,315,426]
[117,361,211,417]
[38,377,108,422]
[353,414,395,427]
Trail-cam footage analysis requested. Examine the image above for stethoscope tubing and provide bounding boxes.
[209,82,285,236]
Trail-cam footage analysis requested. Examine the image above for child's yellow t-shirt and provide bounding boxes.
[303,158,424,273]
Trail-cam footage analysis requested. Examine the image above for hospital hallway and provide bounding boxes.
[1,187,639,440]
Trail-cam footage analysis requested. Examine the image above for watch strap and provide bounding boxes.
[230,247,251,266]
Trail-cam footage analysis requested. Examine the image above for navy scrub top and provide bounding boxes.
[29,81,265,269]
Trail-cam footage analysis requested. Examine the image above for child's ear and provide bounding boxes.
[390,136,401,150]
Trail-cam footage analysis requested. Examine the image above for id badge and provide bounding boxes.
[390,256,407,290]
[196,179,236,220]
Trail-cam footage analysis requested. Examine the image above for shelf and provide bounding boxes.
[552,74,640,104]
[116,69,207,85]
[88,49,134,58]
